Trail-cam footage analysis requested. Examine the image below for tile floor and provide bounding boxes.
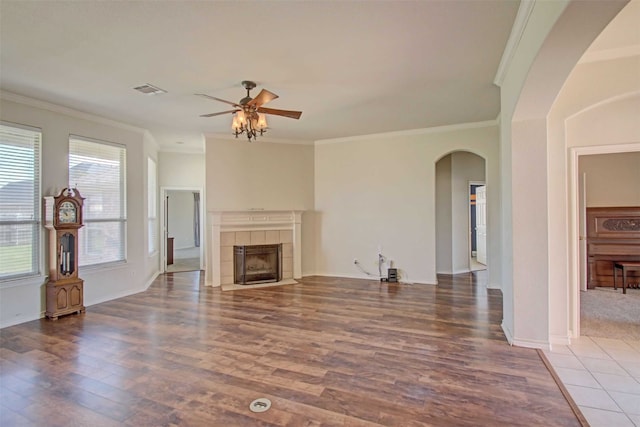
[544,336,640,427]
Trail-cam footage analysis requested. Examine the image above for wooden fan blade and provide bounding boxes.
[248,89,278,107]
[257,107,302,119]
[195,93,240,108]
[200,109,239,117]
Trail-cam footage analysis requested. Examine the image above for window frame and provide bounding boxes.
[69,135,127,269]
[0,121,43,284]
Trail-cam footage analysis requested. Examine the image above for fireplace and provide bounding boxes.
[234,244,282,285]
[208,210,302,287]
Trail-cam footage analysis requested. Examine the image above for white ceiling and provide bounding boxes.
[0,1,523,150]
[2,1,637,152]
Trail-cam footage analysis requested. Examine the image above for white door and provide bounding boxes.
[476,185,487,265]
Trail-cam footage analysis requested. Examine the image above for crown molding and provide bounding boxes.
[0,90,147,134]
[494,0,537,87]
[314,120,498,145]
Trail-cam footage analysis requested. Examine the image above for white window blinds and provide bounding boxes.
[0,122,41,280]
[148,157,157,255]
[69,136,126,267]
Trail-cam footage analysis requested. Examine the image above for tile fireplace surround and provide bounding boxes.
[208,210,303,287]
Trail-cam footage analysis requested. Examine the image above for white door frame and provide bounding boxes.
[468,181,485,268]
[160,186,205,273]
[475,184,487,266]
[568,142,640,338]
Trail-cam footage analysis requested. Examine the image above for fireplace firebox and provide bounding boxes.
[234,244,282,285]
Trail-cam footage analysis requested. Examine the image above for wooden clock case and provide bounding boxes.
[44,188,86,320]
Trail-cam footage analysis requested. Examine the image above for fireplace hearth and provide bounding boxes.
[234,244,282,285]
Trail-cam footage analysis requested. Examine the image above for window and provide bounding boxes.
[69,136,126,267]
[148,157,157,255]
[0,122,41,280]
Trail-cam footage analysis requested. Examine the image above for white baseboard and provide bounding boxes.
[550,334,571,347]
[309,272,437,285]
[501,321,514,345]
[1,311,43,329]
[511,337,551,350]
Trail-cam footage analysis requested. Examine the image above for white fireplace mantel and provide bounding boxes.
[208,210,303,287]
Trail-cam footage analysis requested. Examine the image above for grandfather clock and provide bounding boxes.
[44,188,85,320]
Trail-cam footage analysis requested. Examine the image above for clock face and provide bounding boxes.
[58,201,77,223]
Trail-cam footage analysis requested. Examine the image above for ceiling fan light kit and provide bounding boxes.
[232,110,268,141]
[197,80,302,142]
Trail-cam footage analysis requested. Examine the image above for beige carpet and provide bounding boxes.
[221,278,298,292]
[580,287,640,340]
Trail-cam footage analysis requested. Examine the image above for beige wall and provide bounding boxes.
[579,152,640,207]
[314,124,498,284]
[204,138,316,275]
[205,138,314,211]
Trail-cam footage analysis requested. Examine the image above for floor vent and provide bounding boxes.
[249,398,271,413]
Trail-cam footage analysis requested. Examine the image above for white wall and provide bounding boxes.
[158,151,205,188]
[143,132,160,284]
[579,152,640,207]
[204,138,316,277]
[436,155,453,273]
[157,151,206,268]
[167,190,196,249]
[0,95,158,327]
[314,124,498,285]
[451,152,485,273]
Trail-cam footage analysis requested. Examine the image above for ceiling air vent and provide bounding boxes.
[133,83,167,95]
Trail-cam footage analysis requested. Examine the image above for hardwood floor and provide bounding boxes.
[1,272,581,426]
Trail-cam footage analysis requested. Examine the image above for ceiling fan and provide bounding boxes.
[196,80,302,141]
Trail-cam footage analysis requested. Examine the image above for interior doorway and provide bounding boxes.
[435,151,487,275]
[569,144,640,338]
[161,187,204,273]
[469,182,487,271]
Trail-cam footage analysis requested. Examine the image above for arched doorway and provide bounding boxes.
[501,0,631,347]
[435,151,487,275]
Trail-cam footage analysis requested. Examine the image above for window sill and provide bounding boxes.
[0,274,46,290]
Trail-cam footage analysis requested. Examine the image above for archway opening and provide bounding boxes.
[435,151,487,276]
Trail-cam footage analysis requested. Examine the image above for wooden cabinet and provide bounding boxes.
[46,278,84,319]
[586,206,640,288]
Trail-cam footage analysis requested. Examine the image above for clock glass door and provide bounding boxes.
[60,233,75,275]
